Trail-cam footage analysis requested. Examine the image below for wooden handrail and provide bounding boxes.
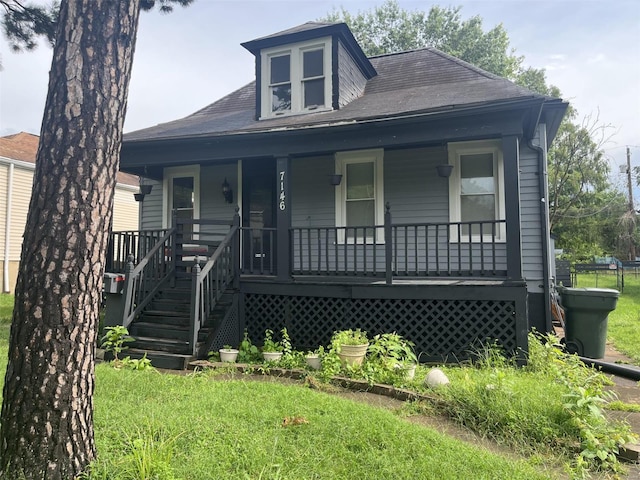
[121,228,175,328]
[189,218,240,356]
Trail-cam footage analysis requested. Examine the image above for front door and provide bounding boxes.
[242,158,276,273]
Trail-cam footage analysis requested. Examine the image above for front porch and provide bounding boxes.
[104,211,528,368]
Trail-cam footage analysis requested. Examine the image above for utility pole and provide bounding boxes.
[627,146,636,260]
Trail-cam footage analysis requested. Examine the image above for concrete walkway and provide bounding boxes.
[601,341,640,478]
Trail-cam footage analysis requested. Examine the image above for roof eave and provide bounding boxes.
[123,96,544,147]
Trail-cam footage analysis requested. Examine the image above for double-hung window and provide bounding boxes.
[261,38,332,118]
[448,140,505,241]
[335,149,384,243]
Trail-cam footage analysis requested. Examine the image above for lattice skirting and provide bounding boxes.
[209,295,240,352]
[243,293,523,362]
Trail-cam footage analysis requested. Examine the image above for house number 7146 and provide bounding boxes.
[279,171,286,211]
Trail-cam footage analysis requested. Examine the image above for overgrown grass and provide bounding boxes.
[87,368,552,479]
[573,273,640,363]
[0,326,550,480]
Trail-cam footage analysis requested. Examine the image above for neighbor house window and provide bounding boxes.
[335,149,384,242]
[261,38,332,118]
[448,140,504,241]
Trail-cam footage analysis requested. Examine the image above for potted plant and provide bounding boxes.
[219,345,239,362]
[305,345,325,370]
[368,332,418,379]
[331,329,369,366]
[262,329,283,363]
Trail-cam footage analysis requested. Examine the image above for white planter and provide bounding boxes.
[305,355,322,370]
[403,364,417,380]
[219,348,239,363]
[337,344,369,366]
[262,351,283,363]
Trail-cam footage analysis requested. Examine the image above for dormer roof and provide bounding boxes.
[241,21,376,80]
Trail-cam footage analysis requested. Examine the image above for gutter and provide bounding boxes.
[3,163,14,293]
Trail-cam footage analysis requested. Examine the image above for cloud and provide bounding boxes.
[587,53,606,64]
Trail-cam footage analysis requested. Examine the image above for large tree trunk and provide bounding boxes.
[0,1,141,478]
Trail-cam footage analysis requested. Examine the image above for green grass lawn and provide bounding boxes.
[0,322,553,480]
[573,272,640,364]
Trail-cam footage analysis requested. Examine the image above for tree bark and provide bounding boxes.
[0,1,141,478]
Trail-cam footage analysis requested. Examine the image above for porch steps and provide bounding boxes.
[125,281,234,369]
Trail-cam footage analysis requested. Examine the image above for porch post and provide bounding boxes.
[276,155,291,281]
[502,135,523,280]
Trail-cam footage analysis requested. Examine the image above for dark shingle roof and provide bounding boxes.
[124,46,544,143]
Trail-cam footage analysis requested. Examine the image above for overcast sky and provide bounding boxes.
[0,0,638,195]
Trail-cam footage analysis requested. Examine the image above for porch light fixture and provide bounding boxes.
[134,168,152,200]
[436,164,454,178]
[222,178,233,203]
[329,174,343,186]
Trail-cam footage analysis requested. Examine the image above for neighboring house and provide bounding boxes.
[0,132,140,293]
[113,22,568,368]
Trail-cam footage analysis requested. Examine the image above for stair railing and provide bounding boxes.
[121,228,176,329]
[189,214,240,356]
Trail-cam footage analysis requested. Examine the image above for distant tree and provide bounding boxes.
[323,1,537,83]
[0,0,192,478]
[324,1,629,259]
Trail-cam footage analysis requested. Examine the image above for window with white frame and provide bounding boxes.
[261,38,332,118]
[448,140,505,241]
[335,149,384,242]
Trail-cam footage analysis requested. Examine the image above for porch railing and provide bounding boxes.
[291,218,507,279]
[121,228,175,329]
[240,227,277,275]
[189,219,240,356]
[106,229,170,272]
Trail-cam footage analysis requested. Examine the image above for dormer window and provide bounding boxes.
[260,37,332,118]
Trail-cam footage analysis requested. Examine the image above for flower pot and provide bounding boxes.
[219,348,239,363]
[337,344,369,366]
[403,364,417,380]
[305,354,322,370]
[262,351,283,363]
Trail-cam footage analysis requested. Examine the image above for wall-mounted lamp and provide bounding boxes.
[436,164,454,178]
[134,168,153,201]
[329,174,343,186]
[222,178,233,203]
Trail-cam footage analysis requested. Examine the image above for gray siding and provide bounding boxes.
[140,179,163,230]
[290,147,507,274]
[200,163,238,234]
[337,41,367,108]
[519,139,544,286]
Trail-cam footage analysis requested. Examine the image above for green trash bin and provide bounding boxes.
[558,287,619,359]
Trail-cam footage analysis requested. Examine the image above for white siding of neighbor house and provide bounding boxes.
[0,158,139,292]
[112,185,140,231]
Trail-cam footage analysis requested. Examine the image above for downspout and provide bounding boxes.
[528,128,553,333]
[3,163,14,293]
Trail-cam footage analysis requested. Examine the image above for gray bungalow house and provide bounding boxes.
[111,21,568,368]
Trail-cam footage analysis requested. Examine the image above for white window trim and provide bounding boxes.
[335,149,385,244]
[448,140,505,242]
[260,37,333,119]
[162,165,200,231]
